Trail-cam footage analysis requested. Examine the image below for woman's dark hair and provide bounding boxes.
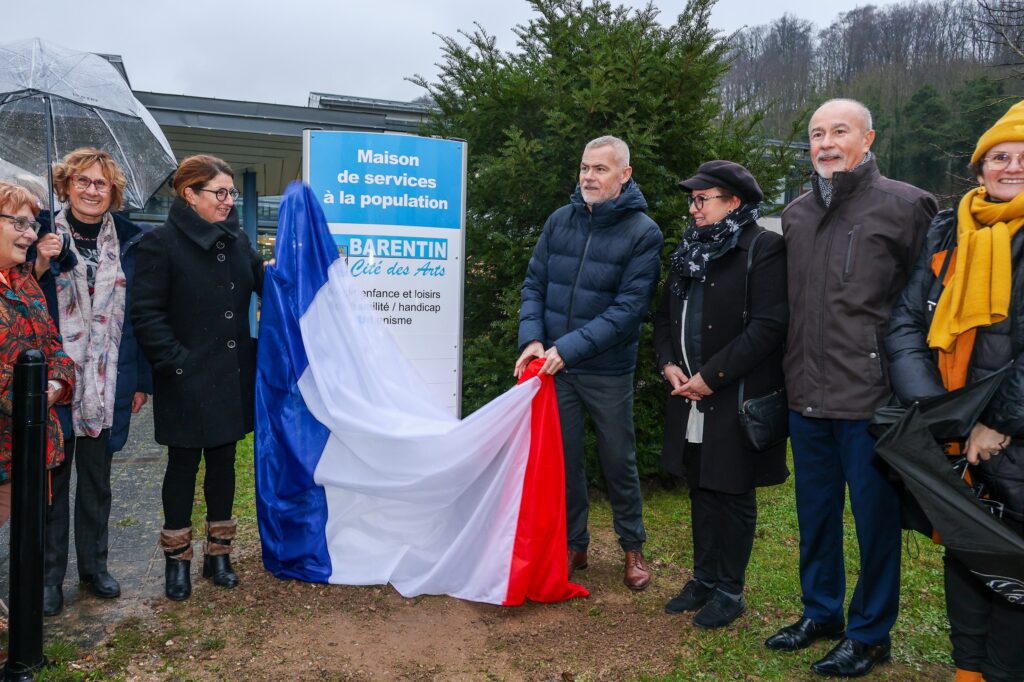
[968,159,984,178]
[172,155,234,200]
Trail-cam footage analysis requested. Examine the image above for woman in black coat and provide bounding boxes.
[131,155,264,601]
[653,161,788,629]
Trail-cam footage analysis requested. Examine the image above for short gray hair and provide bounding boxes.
[815,98,873,132]
[584,135,630,168]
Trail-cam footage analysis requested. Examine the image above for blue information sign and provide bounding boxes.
[303,130,467,415]
[306,131,464,229]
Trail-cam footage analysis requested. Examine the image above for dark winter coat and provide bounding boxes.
[35,211,153,454]
[130,199,264,448]
[782,158,938,420]
[886,208,1024,527]
[518,180,663,374]
[653,224,789,494]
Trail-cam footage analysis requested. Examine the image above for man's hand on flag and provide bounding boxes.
[514,340,545,377]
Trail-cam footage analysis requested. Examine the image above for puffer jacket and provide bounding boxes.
[783,159,937,419]
[886,208,1024,528]
[518,180,663,374]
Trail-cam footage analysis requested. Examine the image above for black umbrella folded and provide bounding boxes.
[875,368,1024,604]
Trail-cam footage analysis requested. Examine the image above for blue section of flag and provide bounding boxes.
[254,181,338,582]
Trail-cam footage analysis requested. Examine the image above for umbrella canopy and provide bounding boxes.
[0,38,176,211]
[875,369,1024,604]
[0,157,49,200]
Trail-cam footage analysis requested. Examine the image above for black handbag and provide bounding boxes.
[738,388,788,451]
[737,231,789,451]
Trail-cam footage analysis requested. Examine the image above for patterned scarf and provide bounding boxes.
[814,151,874,207]
[669,202,760,296]
[54,209,126,438]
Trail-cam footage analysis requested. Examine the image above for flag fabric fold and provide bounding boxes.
[255,181,588,605]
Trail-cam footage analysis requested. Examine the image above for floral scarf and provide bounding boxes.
[53,209,126,438]
[669,202,760,296]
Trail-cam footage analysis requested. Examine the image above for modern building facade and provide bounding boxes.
[130,90,434,256]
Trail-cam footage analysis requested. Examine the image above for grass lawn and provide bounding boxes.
[32,437,952,681]
[640,476,950,680]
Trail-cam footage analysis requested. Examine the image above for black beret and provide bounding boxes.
[678,160,764,204]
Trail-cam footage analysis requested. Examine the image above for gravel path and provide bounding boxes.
[1,403,167,648]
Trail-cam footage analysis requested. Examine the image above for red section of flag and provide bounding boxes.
[503,359,590,605]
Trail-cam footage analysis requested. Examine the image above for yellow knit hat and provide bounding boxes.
[972,99,1024,164]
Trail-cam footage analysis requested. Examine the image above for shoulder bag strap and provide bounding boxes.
[738,230,767,412]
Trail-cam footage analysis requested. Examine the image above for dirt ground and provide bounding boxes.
[89,535,690,682]
[65,522,949,682]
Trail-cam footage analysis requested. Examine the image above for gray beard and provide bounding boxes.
[815,151,873,207]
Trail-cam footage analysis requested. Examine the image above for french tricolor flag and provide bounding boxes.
[254,182,588,605]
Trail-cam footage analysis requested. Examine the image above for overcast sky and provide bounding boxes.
[10,0,899,105]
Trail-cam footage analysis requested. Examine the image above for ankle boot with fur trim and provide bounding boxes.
[203,519,239,588]
[160,527,193,601]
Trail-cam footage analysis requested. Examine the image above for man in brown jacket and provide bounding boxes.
[764,99,938,678]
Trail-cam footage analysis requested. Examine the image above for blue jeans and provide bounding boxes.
[556,372,646,552]
[789,412,901,645]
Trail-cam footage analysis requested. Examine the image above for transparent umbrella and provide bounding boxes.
[0,37,176,212]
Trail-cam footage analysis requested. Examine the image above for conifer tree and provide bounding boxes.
[414,0,798,477]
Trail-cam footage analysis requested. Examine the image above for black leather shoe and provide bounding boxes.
[765,616,845,651]
[80,571,121,599]
[42,585,63,617]
[165,557,192,601]
[665,579,714,614]
[811,637,891,677]
[693,590,746,629]
[203,554,239,588]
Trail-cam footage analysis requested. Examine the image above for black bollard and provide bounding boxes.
[4,349,49,680]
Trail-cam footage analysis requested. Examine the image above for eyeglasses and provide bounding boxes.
[983,151,1024,171]
[197,187,240,202]
[71,175,111,193]
[0,213,41,233]
[688,194,728,210]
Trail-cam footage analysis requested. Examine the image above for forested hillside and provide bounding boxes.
[721,0,1024,200]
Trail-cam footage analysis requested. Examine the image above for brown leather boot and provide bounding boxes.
[203,519,239,588]
[567,548,588,579]
[160,527,193,601]
[623,549,651,591]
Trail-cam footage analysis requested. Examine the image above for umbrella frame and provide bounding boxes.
[0,88,174,214]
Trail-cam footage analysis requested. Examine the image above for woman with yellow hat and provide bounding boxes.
[887,100,1024,682]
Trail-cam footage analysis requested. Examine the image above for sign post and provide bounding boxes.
[303,131,467,415]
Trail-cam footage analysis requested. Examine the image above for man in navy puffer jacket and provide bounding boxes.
[514,135,663,591]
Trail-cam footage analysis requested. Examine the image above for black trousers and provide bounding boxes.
[162,442,237,530]
[44,431,113,585]
[684,443,757,595]
[555,372,646,552]
[945,552,1024,682]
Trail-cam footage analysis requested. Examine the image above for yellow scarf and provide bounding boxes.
[928,187,1024,360]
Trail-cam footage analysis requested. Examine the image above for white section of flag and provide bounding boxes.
[296,258,541,603]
